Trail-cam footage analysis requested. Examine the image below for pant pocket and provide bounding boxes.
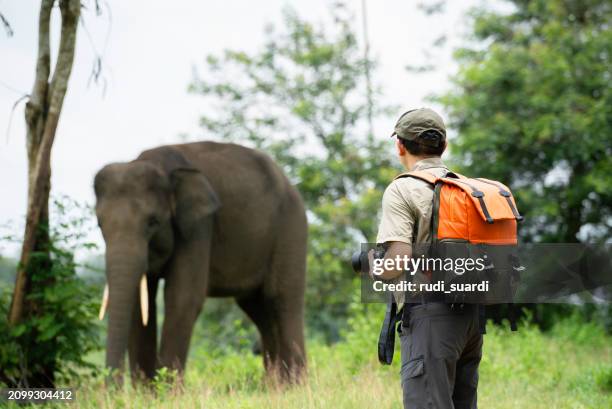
[401,356,424,379]
[401,356,427,409]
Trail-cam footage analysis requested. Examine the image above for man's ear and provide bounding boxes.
[396,138,406,156]
[170,168,220,239]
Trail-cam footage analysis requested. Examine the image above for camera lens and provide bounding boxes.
[351,251,368,273]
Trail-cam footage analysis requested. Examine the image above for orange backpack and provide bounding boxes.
[378,170,524,365]
[396,170,522,245]
[395,170,524,307]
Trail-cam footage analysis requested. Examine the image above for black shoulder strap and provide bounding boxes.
[378,292,400,365]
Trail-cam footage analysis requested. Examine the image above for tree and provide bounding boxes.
[190,4,397,340]
[6,0,80,386]
[437,0,612,243]
[9,0,80,324]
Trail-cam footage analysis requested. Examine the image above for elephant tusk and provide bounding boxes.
[140,274,149,326]
[99,284,109,320]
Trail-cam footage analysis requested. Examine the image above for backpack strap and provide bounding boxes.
[394,170,439,185]
[475,178,524,222]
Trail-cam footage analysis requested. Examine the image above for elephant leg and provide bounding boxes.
[158,293,206,373]
[158,259,208,374]
[241,248,306,382]
[265,292,306,383]
[240,289,305,383]
[266,207,308,382]
[128,277,158,381]
[237,290,279,372]
[158,292,205,374]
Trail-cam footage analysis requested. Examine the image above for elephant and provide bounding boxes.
[94,141,307,382]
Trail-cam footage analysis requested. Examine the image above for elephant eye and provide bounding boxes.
[147,215,160,229]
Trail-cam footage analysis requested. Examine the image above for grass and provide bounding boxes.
[11,312,612,409]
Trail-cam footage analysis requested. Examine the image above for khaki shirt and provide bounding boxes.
[376,157,449,303]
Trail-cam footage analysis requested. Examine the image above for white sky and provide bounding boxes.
[0,0,484,255]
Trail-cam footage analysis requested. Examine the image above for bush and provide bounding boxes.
[593,364,612,393]
[0,197,102,387]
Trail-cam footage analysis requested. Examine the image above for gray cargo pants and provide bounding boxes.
[399,303,482,409]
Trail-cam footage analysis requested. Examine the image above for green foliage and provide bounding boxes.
[437,0,612,243]
[191,3,397,341]
[152,367,179,397]
[0,197,102,387]
[593,364,612,393]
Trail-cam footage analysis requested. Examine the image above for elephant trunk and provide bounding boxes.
[103,244,147,377]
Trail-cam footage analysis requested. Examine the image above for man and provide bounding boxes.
[373,108,482,409]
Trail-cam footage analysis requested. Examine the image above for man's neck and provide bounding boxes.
[403,155,436,171]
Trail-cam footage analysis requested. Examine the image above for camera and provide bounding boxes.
[351,250,369,273]
[351,245,386,273]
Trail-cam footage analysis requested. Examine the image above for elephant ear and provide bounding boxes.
[170,168,220,238]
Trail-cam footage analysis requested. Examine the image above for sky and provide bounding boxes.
[0,0,486,255]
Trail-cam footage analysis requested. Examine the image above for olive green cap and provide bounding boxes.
[391,108,446,147]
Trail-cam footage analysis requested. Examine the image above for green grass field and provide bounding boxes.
[14,312,612,409]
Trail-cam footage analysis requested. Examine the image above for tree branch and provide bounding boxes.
[0,12,14,37]
[47,0,80,114]
[25,0,53,169]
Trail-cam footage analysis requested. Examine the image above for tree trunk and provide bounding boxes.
[8,0,80,333]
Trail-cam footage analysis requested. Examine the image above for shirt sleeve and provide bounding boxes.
[376,181,416,244]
